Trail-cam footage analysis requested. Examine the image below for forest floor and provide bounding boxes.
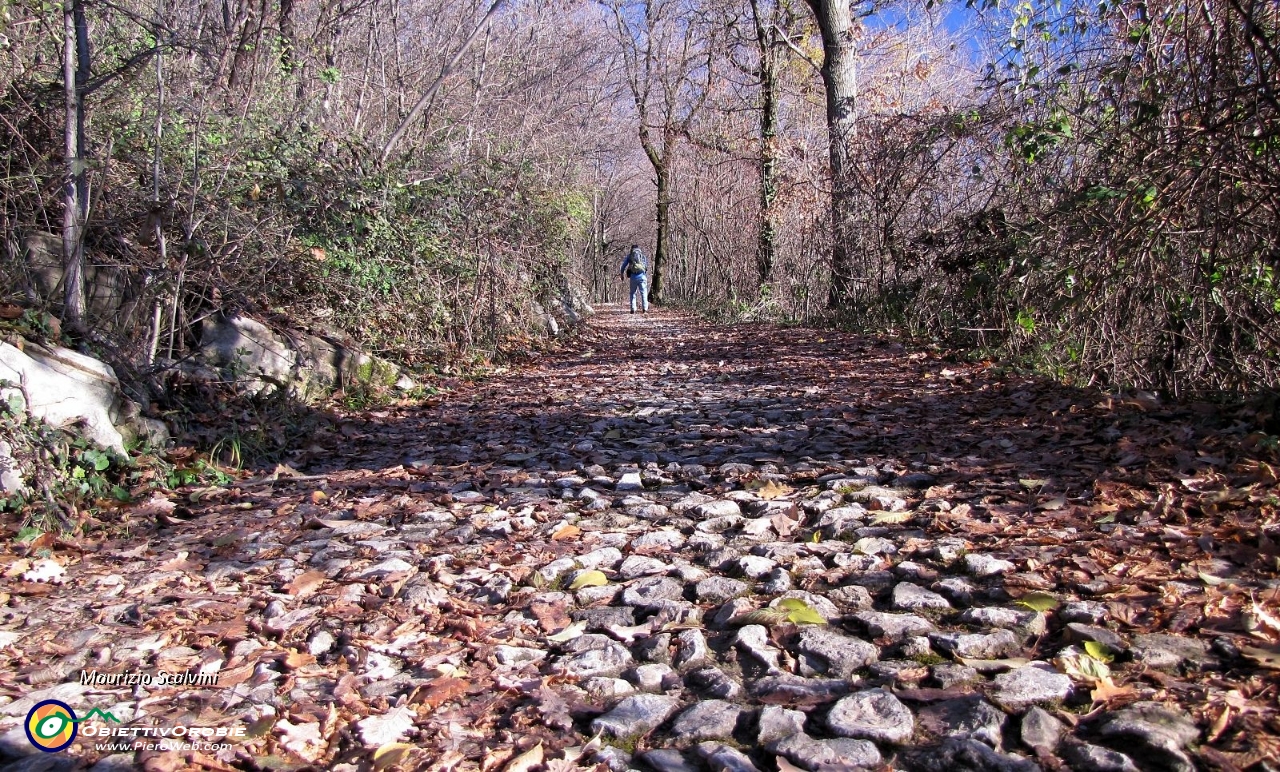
[1,306,1279,772]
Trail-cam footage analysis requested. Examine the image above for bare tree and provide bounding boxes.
[62,0,91,331]
[379,0,506,165]
[606,0,718,303]
[746,0,810,287]
[802,0,858,309]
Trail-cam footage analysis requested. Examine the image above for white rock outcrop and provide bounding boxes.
[0,341,161,454]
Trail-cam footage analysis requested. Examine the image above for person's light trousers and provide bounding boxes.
[629,274,649,312]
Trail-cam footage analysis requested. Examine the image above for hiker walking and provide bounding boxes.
[620,244,650,313]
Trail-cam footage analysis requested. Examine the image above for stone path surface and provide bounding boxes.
[2,307,1278,771]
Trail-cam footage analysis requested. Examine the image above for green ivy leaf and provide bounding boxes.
[81,449,110,471]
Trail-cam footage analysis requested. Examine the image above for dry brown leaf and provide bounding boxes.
[503,743,543,772]
[1206,705,1232,744]
[157,552,199,572]
[195,619,249,642]
[1038,495,1067,511]
[551,524,581,541]
[284,650,316,670]
[286,570,327,597]
[3,559,31,579]
[758,480,794,500]
[770,513,797,539]
[416,676,470,711]
[482,748,514,772]
[11,582,56,596]
[529,597,573,633]
[1090,676,1135,704]
[188,751,241,772]
[429,750,466,772]
[215,663,254,688]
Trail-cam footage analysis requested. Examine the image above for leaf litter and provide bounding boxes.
[1,307,1279,770]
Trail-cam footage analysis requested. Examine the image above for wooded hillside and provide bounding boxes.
[1,0,1277,394]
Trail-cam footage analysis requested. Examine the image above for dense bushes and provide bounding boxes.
[819,0,1280,395]
[0,0,600,379]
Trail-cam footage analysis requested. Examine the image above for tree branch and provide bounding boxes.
[378,0,506,166]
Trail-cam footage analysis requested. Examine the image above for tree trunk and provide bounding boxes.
[278,0,296,72]
[62,0,90,331]
[654,158,671,303]
[227,0,261,89]
[758,60,779,288]
[803,0,858,310]
[641,125,675,306]
[751,0,782,289]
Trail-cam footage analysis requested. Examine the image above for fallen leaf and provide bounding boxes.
[568,570,608,590]
[546,621,587,643]
[1244,595,1280,641]
[1058,651,1111,683]
[284,650,316,670]
[602,621,653,643]
[358,706,415,747]
[769,513,797,538]
[195,619,249,642]
[1198,571,1235,587]
[758,481,793,500]
[1015,591,1059,612]
[503,742,543,772]
[529,597,572,633]
[286,570,327,597]
[1038,495,1067,511]
[215,663,254,688]
[551,524,581,541]
[777,598,827,625]
[1090,676,1134,704]
[483,748,514,772]
[1205,705,1232,745]
[277,719,326,762]
[417,677,470,711]
[532,684,573,731]
[1083,641,1114,662]
[373,742,418,771]
[729,608,790,627]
